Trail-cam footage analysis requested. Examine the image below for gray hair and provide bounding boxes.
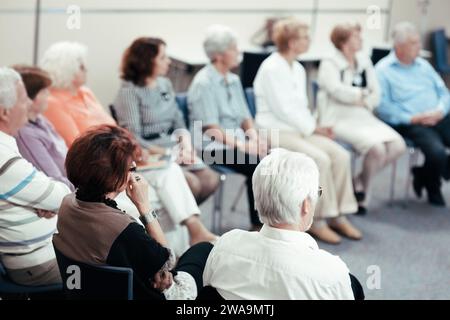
[252,149,319,226]
[392,21,419,45]
[0,67,22,110]
[203,25,238,61]
[40,41,88,89]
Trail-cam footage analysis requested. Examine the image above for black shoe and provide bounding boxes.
[356,206,367,216]
[412,167,425,199]
[354,192,366,203]
[427,189,446,207]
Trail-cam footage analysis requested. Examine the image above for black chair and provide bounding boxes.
[371,47,391,66]
[196,286,225,301]
[240,51,271,88]
[431,29,450,75]
[0,260,62,299]
[109,104,118,122]
[53,243,133,300]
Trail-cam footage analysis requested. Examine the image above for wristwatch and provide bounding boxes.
[139,210,158,226]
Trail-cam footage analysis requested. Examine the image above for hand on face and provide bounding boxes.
[126,168,150,214]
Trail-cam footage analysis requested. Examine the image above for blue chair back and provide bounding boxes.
[244,87,257,118]
[432,29,450,74]
[0,260,62,298]
[175,93,189,128]
[53,244,133,300]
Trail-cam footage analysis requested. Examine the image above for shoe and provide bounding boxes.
[356,206,367,216]
[308,225,342,245]
[354,192,366,203]
[412,167,425,199]
[428,189,446,207]
[329,221,363,241]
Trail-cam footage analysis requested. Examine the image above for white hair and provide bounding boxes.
[40,41,87,89]
[392,21,419,45]
[203,24,238,61]
[0,67,22,110]
[252,149,319,226]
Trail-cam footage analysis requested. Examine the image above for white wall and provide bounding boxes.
[0,0,448,106]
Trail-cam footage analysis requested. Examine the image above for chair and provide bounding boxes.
[244,87,257,118]
[228,88,259,213]
[371,47,391,66]
[240,51,271,88]
[175,93,190,127]
[196,285,225,301]
[109,104,118,122]
[0,260,62,300]
[175,93,233,233]
[53,244,133,300]
[312,80,402,205]
[431,29,450,75]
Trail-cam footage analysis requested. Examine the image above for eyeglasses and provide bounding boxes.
[318,186,323,198]
[129,161,137,172]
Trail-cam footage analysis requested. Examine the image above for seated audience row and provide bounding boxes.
[0,16,448,300]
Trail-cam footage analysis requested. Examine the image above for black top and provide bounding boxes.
[106,222,170,300]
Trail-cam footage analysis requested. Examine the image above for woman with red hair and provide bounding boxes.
[54,125,213,300]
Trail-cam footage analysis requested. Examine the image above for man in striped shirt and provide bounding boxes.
[0,67,70,286]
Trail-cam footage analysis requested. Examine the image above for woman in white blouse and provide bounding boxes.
[254,18,360,245]
[317,24,406,213]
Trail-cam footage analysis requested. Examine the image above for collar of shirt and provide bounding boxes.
[272,51,299,72]
[206,63,239,87]
[386,51,421,67]
[259,224,319,250]
[0,130,19,152]
[332,50,370,73]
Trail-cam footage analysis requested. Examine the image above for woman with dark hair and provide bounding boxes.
[39,41,217,249]
[114,37,220,205]
[53,125,213,300]
[14,65,73,189]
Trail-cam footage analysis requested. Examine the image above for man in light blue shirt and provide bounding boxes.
[375,22,450,207]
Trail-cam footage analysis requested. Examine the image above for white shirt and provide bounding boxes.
[253,52,316,136]
[203,225,355,300]
[0,130,70,269]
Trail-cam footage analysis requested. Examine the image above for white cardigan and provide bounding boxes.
[317,51,381,127]
[253,52,316,137]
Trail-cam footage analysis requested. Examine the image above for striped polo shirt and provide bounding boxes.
[114,78,187,149]
[0,130,71,270]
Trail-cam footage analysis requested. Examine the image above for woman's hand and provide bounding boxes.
[126,173,150,215]
[36,209,57,219]
[314,127,335,140]
[152,270,174,292]
[175,144,196,165]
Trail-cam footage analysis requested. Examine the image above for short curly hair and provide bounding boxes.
[330,23,361,51]
[66,125,140,200]
[272,18,309,53]
[40,41,87,89]
[121,37,166,87]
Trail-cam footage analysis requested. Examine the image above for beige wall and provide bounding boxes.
[0,0,448,106]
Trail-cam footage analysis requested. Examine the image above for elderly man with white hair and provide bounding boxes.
[188,25,270,231]
[376,22,450,207]
[202,149,364,300]
[0,67,71,286]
